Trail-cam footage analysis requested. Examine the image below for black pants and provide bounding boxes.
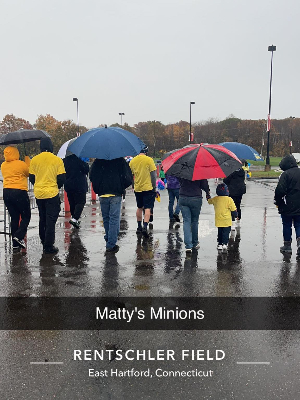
[66,190,86,220]
[3,189,31,246]
[217,226,231,245]
[231,195,243,220]
[36,195,60,249]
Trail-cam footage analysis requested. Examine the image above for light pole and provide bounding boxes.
[73,98,79,137]
[290,116,295,154]
[265,45,276,171]
[189,102,195,143]
[119,112,125,127]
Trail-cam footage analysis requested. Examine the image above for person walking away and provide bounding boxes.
[179,178,210,253]
[1,146,31,250]
[63,152,89,228]
[159,166,166,184]
[166,174,181,223]
[90,157,132,253]
[274,154,300,255]
[208,183,237,252]
[223,166,246,230]
[129,146,156,238]
[29,138,66,254]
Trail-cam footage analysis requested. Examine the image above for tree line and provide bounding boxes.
[0,113,298,161]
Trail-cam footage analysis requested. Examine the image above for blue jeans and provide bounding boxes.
[168,188,180,219]
[179,196,202,249]
[281,215,300,241]
[99,196,122,249]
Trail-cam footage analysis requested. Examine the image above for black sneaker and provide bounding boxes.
[13,237,26,249]
[142,228,149,238]
[43,246,59,254]
[173,213,180,222]
[69,219,80,229]
[106,245,119,253]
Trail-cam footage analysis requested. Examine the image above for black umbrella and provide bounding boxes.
[0,129,51,145]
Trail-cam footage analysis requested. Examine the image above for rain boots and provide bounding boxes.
[280,241,292,254]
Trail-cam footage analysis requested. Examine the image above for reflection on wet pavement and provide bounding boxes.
[1,179,299,297]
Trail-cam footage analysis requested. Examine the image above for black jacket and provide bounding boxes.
[274,155,300,215]
[89,158,133,196]
[223,168,246,197]
[63,154,89,193]
[179,178,210,198]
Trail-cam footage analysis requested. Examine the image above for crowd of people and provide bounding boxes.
[2,139,300,258]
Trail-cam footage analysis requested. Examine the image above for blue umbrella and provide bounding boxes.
[68,126,145,160]
[219,142,263,161]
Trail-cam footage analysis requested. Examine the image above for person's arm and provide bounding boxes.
[28,160,35,184]
[274,173,287,205]
[56,158,66,189]
[200,179,211,199]
[29,174,35,185]
[57,173,66,189]
[150,170,157,190]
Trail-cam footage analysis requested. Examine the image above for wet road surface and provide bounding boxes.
[1,180,300,399]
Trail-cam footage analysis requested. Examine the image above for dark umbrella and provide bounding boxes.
[219,142,263,161]
[162,144,242,180]
[68,126,145,160]
[0,129,51,145]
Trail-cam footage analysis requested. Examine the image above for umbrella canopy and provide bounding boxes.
[57,138,76,159]
[219,142,263,161]
[68,127,145,160]
[0,129,51,145]
[162,144,242,180]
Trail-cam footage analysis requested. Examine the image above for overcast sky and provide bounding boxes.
[0,0,299,128]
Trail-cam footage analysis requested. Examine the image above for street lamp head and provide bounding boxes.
[268,45,276,52]
[119,112,125,116]
[73,98,78,102]
[190,102,195,105]
[290,116,295,119]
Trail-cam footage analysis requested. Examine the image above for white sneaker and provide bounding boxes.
[193,243,200,250]
[231,221,236,231]
[186,248,192,254]
[217,244,223,250]
[222,244,228,252]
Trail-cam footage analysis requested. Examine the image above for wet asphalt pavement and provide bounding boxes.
[1,179,300,400]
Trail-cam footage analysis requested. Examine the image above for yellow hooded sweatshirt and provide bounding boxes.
[1,146,30,191]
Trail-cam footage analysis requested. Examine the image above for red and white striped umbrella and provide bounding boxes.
[162,144,242,181]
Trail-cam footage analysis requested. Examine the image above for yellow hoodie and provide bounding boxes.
[1,146,30,191]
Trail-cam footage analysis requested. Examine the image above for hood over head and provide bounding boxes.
[216,183,229,196]
[279,154,298,171]
[40,137,53,153]
[4,146,20,162]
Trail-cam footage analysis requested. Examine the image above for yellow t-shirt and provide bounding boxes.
[129,154,156,192]
[29,152,66,199]
[208,196,237,227]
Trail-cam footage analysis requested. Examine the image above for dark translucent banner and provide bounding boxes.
[1,297,300,330]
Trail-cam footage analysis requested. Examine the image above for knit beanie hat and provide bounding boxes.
[216,183,229,196]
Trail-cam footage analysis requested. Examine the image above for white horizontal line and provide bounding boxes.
[236,362,270,365]
[30,362,64,365]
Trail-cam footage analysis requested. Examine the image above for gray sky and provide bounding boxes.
[1,0,299,128]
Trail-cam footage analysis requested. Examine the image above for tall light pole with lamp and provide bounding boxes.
[73,98,79,137]
[189,102,195,143]
[290,116,295,154]
[119,112,125,127]
[265,45,276,171]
